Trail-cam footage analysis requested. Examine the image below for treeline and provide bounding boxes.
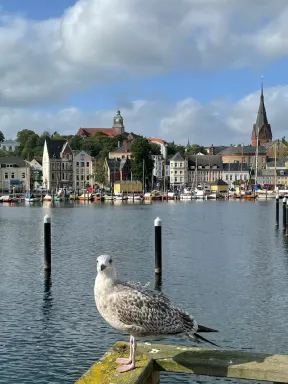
[0,129,207,160]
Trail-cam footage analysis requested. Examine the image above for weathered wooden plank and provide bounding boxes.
[76,342,288,383]
[136,343,288,383]
[75,342,154,384]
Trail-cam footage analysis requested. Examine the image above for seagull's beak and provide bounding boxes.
[100,264,106,271]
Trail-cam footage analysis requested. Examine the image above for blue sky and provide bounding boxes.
[0,0,287,145]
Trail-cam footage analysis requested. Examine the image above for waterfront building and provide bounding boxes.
[42,137,73,191]
[219,145,267,170]
[169,152,188,188]
[222,163,250,185]
[73,150,94,190]
[114,180,142,193]
[0,157,30,192]
[188,155,223,186]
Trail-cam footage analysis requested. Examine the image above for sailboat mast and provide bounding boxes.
[274,142,277,191]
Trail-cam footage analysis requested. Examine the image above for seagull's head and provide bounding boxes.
[96,254,116,280]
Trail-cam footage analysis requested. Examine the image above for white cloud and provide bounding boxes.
[0,0,287,106]
[1,85,287,146]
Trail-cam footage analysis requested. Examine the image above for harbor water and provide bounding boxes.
[1,200,288,383]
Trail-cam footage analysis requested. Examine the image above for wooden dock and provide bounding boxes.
[75,341,288,384]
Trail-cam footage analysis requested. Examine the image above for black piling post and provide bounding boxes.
[283,197,287,231]
[286,199,288,236]
[276,194,279,227]
[154,217,162,276]
[44,215,51,271]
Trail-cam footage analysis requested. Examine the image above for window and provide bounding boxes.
[62,173,65,179]
[76,175,79,181]
[175,177,178,182]
[86,175,89,181]
[81,175,84,181]
[230,175,232,180]
[180,163,183,167]
[175,163,178,167]
[22,172,25,178]
[175,171,177,174]
[4,172,8,179]
[11,173,14,179]
[9,146,12,151]
[80,153,85,161]
[76,162,79,167]
[81,162,85,167]
[62,163,65,169]
[86,162,89,167]
[52,173,55,180]
[180,170,182,174]
[2,146,6,150]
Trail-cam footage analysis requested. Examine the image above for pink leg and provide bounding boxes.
[116,335,133,365]
[117,337,136,373]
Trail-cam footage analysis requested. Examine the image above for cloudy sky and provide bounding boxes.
[0,0,287,145]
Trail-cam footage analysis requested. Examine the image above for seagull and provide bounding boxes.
[94,254,219,373]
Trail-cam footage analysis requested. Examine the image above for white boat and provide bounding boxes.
[104,194,114,201]
[127,194,143,201]
[257,190,276,199]
[114,194,128,201]
[25,192,38,202]
[206,193,217,199]
[43,194,52,201]
[0,195,12,202]
[180,188,193,200]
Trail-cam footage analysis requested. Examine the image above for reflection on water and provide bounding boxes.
[1,201,288,384]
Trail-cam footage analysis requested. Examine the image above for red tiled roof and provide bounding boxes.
[149,137,166,145]
[77,128,119,137]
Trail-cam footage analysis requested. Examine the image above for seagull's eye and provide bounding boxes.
[109,259,112,264]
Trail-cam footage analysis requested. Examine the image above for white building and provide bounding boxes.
[27,158,43,190]
[152,155,163,179]
[0,140,20,152]
[42,137,73,191]
[169,152,188,188]
[222,163,250,186]
[73,150,94,190]
[0,157,30,192]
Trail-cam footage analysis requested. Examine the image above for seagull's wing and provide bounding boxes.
[121,281,171,305]
[114,283,196,336]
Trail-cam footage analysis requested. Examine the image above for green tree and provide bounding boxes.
[166,142,186,157]
[150,143,161,155]
[0,131,4,142]
[94,158,107,186]
[187,144,207,155]
[130,138,154,182]
[68,135,84,150]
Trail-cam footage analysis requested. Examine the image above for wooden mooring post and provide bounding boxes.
[75,342,288,384]
[283,197,287,230]
[275,194,280,226]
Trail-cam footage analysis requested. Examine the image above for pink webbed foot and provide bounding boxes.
[117,362,135,373]
[115,357,132,365]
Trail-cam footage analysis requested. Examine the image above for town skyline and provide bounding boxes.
[0,1,287,145]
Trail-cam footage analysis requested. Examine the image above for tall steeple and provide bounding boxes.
[251,77,272,146]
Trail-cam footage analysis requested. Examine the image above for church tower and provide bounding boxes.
[112,110,125,134]
[251,78,272,146]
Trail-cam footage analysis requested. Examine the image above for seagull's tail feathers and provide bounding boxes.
[197,324,219,333]
[193,333,220,347]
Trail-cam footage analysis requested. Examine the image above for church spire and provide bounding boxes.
[256,76,269,127]
[251,76,272,146]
